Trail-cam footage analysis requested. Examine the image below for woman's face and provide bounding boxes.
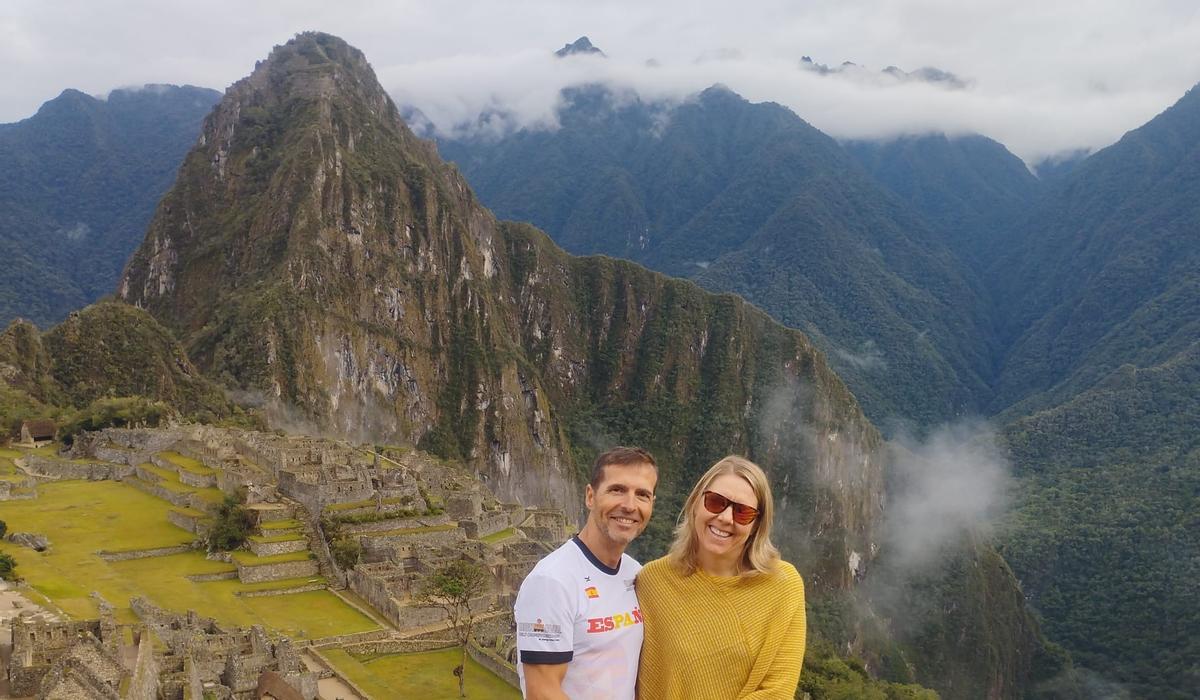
[692,472,759,565]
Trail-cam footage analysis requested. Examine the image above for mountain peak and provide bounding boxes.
[555,36,606,58]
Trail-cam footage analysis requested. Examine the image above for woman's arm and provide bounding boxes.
[738,571,806,699]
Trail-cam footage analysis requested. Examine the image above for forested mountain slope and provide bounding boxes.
[440,85,995,426]
[0,85,220,328]
[842,133,1041,266]
[988,84,1200,414]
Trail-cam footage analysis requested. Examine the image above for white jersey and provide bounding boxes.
[515,536,643,700]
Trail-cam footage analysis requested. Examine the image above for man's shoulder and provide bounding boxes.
[524,539,580,582]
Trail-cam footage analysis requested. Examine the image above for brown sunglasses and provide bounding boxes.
[702,490,760,525]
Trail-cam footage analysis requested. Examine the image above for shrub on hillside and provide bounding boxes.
[207,494,254,552]
[0,552,17,581]
[58,396,174,445]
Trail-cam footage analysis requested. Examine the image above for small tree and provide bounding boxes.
[330,537,362,570]
[0,518,7,538]
[416,559,490,698]
[206,494,253,552]
[0,552,17,581]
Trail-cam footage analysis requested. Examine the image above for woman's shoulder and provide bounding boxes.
[763,560,805,595]
[639,556,675,580]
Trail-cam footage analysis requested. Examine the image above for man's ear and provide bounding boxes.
[584,484,594,511]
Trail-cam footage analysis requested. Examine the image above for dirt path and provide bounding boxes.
[301,650,365,700]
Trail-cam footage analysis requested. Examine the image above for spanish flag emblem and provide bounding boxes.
[585,586,600,599]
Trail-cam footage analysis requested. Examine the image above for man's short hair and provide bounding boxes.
[589,446,657,489]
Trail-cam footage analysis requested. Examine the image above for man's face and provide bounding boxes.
[585,461,657,549]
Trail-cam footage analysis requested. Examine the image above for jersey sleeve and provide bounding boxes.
[514,572,576,664]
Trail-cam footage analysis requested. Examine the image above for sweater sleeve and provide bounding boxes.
[738,570,806,700]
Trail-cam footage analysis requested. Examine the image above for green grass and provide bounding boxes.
[141,463,183,483]
[324,495,414,512]
[259,519,301,530]
[480,528,516,545]
[0,454,28,483]
[158,451,215,475]
[323,647,520,699]
[236,576,327,592]
[137,463,224,504]
[0,480,377,640]
[0,447,23,459]
[365,524,457,538]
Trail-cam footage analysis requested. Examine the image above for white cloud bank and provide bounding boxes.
[3,0,1200,162]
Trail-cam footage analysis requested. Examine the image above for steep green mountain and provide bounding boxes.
[0,84,220,328]
[439,85,995,426]
[842,134,1041,266]
[980,84,1200,698]
[117,32,885,592]
[115,33,1063,697]
[989,84,1200,413]
[999,343,1200,698]
[0,301,235,435]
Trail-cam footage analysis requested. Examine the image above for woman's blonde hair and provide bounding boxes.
[667,455,780,578]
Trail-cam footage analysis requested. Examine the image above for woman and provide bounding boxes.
[637,455,806,699]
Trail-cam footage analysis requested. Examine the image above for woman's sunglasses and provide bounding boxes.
[701,490,760,525]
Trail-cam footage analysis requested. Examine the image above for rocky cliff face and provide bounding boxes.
[118,32,882,590]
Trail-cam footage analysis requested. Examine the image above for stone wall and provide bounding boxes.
[460,508,514,539]
[23,455,134,481]
[236,559,319,584]
[248,537,310,557]
[341,513,452,534]
[357,526,465,550]
[469,641,519,689]
[126,474,194,508]
[97,544,193,561]
[168,508,209,534]
[127,632,160,700]
[8,665,46,697]
[177,467,217,489]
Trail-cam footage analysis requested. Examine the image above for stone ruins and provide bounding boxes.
[1,425,571,698]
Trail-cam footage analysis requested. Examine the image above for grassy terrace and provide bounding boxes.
[138,462,224,504]
[259,519,302,530]
[0,480,377,640]
[481,528,516,545]
[158,450,215,475]
[365,524,457,538]
[323,648,520,700]
[324,495,415,512]
[1,452,26,483]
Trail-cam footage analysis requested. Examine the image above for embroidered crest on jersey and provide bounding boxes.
[585,586,600,599]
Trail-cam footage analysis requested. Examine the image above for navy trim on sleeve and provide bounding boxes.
[520,649,574,664]
[571,535,621,575]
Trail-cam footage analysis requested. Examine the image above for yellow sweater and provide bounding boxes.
[636,557,806,700]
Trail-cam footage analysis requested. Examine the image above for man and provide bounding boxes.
[514,447,658,700]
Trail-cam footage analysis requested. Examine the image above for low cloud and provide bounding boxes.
[4,1,1199,164]
[881,419,1011,571]
[832,340,887,372]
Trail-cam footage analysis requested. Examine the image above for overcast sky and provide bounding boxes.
[4,0,1199,162]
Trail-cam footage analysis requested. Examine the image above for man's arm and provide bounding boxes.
[515,572,576,699]
[522,662,569,700]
